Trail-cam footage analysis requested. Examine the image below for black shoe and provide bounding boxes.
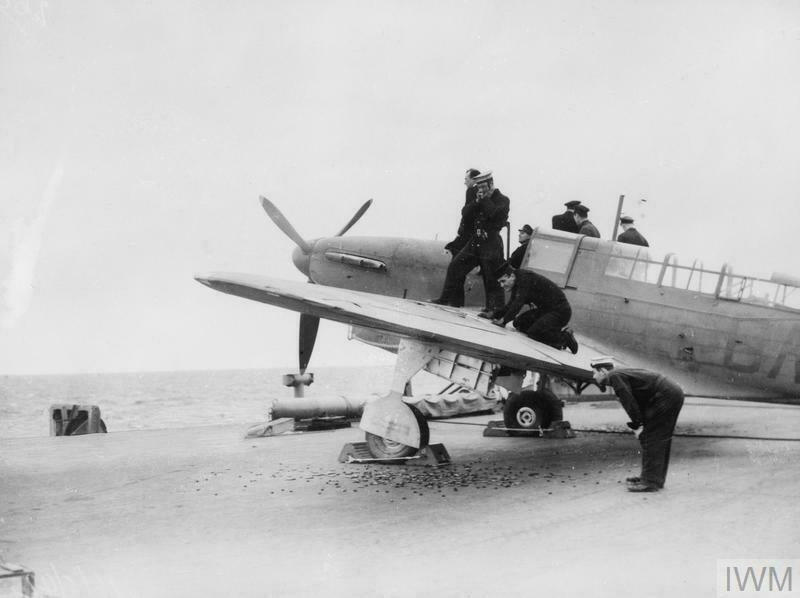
[563,328,578,354]
[626,476,664,488]
[627,481,660,492]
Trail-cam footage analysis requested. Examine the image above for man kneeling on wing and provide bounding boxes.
[483,265,579,354]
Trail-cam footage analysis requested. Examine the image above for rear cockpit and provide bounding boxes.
[523,228,800,312]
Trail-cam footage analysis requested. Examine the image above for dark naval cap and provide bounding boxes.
[494,263,515,279]
[573,204,590,217]
[620,215,634,224]
[518,224,533,234]
[564,200,582,209]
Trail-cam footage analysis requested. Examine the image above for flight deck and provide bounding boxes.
[1,397,798,597]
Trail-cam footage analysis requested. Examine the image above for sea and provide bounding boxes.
[0,366,447,439]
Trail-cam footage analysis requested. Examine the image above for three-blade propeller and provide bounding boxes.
[259,195,372,373]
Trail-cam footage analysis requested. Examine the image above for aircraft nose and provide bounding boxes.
[292,245,312,277]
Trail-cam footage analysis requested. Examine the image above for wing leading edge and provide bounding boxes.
[196,272,595,383]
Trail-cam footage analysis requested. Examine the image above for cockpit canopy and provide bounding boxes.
[523,228,800,312]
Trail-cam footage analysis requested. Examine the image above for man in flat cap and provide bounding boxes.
[444,168,482,256]
[573,204,600,238]
[433,170,509,314]
[507,224,533,270]
[552,200,582,233]
[616,216,649,247]
[488,265,579,354]
[590,358,684,492]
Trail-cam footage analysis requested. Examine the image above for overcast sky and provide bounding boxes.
[2,0,800,375]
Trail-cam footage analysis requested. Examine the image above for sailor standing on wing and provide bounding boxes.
[433,170,509,315]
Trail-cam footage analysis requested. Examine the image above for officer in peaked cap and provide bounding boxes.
[433,170,510,316]
[616,215,649,247]
[573,204,600,238]
[552,200,581,233]
[590,358,684,492]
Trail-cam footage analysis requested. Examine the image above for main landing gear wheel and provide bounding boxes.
[503,389,563,435]
[364,405,430,459]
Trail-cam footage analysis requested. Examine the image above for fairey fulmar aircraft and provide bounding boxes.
[196,197,800,459]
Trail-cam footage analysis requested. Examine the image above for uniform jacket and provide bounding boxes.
[499,270,569,325]
[475,188,510,235]
[603,369,681,427]
[552,211,579,233]
[445,186,479,253]
[508,239,529,269]
[617,227,649,247]
[578,220,600,238]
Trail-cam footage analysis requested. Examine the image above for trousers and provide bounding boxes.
[438,234,505,309]
[639,379,685,487]
[512,303,572,349]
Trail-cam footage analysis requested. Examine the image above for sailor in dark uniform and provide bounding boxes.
[507,224,532,269]
[433,170,509,313]
[552,200,581,233]
[489,266,578,354]
[590,358,684,492]
[573,204,600,238]
[616,216,649,247]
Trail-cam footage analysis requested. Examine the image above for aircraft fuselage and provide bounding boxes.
[294,230,800,402]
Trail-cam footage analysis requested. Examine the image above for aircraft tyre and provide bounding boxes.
[503,389,562,434]
[365,404,430,459]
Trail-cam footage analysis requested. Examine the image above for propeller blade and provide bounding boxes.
[259,195,313,254]
[298,313,320,374]
[334,199,373,237]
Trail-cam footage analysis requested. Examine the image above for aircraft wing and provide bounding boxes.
[196,273,597,383]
